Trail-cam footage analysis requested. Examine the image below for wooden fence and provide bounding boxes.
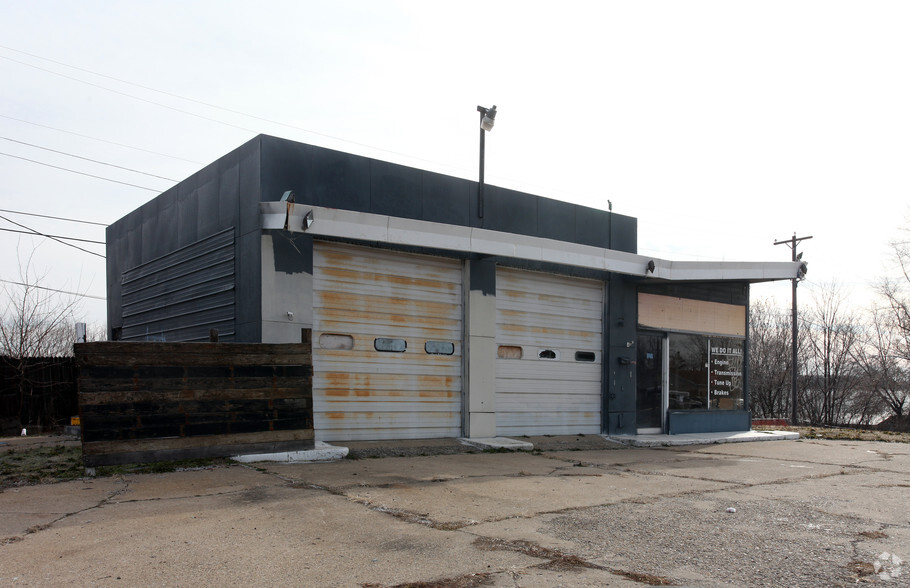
[1,357,77,435]
[76,338,313,467]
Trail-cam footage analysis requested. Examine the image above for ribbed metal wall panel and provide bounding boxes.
[495,268,604,435]
[120,228,235,341]
[313,242,463,441]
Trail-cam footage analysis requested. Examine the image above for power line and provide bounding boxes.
[0,54,258,134]
[0,278,104,300]
[1,44,294,129]
[0,214,105,258]
[0,151,163,192]
[1,136,179,181]
[0,114,203,164]
[0,49,469,177]
[0,208,108,227]
[0,227,104,245]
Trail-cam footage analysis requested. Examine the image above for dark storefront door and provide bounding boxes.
[636,333,663,433]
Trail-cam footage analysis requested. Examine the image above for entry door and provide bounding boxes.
[636,333,664,433]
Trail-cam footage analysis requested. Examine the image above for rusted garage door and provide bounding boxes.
[313,242,463,441]
[495,268,604,435]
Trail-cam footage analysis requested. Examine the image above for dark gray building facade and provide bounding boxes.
[107,135,800,440]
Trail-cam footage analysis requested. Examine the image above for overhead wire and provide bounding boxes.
[0,48,468,176]
[0,208,108,227]
[0,278,104,300]
[0,214,105,258]
[1,136,179,181]
[0,114,203,164]
[0,45,818,269]
[0,54,259,134]
[0,228,104,244]
[0,44,274,122]
[0,151,163,192]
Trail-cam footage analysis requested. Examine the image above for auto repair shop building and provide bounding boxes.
[105,135,801,441]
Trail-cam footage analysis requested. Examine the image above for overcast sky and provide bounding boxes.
[1,1,908,327]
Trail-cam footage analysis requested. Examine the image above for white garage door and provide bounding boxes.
[313,242,463,441]
[495,268,604,435]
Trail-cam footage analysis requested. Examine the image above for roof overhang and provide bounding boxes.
[261,202,801,283]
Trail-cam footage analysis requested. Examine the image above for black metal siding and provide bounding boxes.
[257,135,636,252]
[107,134,637,343]
[120,228,235,342]
[107,137,260,341]
[638,282,750,306]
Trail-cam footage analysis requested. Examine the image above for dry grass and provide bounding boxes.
[754,425,910,443]
[0,444,83,488]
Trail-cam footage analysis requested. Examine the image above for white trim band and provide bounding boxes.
[260,202,801,282]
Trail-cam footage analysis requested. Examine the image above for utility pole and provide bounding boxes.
[774,233,812,426]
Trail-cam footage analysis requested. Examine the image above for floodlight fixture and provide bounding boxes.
[476,104,498,218]
[478,104,497,131]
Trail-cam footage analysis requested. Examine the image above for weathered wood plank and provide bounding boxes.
[76,343,312,367]
[82,429,314,455]
[76,338,313,466]
[82,436,316,467]
[79,387,312,405]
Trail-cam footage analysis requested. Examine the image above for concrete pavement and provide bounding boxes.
[1,436,908,586]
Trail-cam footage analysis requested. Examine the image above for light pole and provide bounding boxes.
[477,105,497,218]
[774,233,811,425]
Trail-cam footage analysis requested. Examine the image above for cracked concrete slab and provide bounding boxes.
[262,451,559,490]
[343,469,732,527]
[2,438,908,586]
[1,483,540,587]
[111,465,284,502]
[544,446,848,485]
[694,438,910,470]
[541,492,868,587]
[0,477,123,537]
[731,469,910,525]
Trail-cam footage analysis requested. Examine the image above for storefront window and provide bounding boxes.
[667,334,743,411]
[708,337,744,410]
[668,334,708,410]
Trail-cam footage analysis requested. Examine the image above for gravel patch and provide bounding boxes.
[545,493,872,587]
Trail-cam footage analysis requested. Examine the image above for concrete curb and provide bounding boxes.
[606,430,800,447]
[231,441,349,463]
[458,437,535,451]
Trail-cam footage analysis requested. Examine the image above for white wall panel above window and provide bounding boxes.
[638,293,746,337]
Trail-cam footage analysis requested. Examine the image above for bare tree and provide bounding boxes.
[865,222,910,428]
[852,306,908,424]
[749,298,793,419]
[880,224,910,362]
[800,281,863,426]
[0,248,84,430]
